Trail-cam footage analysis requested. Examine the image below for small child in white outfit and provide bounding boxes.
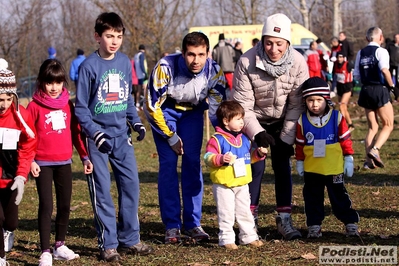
[204,101,267,249]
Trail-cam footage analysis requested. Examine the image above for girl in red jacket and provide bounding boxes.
[28,59,93,266]
[0,59,36,265]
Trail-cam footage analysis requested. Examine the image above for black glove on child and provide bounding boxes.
[93,131,112,153]
[133,123,146,141]
[254,131,275,148]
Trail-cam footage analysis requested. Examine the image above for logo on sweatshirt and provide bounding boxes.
[94,69,130,115]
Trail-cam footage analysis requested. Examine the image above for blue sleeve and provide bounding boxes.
[207,61,227,127]
[74,65,100,139]
[139,53,146,73]
[69,61,76,81]
[126,62,142,126]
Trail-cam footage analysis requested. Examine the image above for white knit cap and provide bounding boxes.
[262,13,291,43]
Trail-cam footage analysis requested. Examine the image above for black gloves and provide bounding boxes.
[254,131,275,148]
[93,131,112,153]
[133,123,146,141]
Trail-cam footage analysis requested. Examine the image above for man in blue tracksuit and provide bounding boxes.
[75,12,153,262]
[144,32,226,244]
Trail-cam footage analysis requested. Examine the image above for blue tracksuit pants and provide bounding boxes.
[152,106,204,231]
[86,133,140,250]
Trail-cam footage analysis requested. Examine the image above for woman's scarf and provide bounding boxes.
[256,41,295,78]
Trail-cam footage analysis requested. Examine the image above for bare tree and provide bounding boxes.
[287,0,319,30]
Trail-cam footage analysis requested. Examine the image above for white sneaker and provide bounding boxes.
[346,223,359,237]
[38,252,52,266]
[3,230,14,252]
[0,256,9,266]
[53,245,79,261]
[307,225,322,238]
[276,213,302,240]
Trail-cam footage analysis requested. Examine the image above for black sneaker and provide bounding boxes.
[118,242,154,256]
[100,248,121,262]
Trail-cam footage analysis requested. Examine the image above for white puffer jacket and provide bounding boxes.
[231,46,309,145]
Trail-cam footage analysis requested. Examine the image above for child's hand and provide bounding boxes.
[257,147,268,157]
[30,162,41,177]
[222,151,237,165]
[84,160,94,174]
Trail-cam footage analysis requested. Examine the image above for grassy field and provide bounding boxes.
[7,94,399,265]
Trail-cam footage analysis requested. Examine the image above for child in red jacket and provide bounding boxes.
[28,59,93,265]
[0,59,37,265]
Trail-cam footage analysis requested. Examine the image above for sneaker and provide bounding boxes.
[100,248,121,262]
[3,230,14,252]
[118,242,154,256]
[367,148,384,168]
[276,213,302,240]
[184,226,210,242]
[346,223,359,237]
[53,245,80,260]
[223,243,238,250]
[307,225,322,238]
[0,257,9,266]
[363,160,376,170]
[248,240,264,247]
[165,228,181,244]
[38,252,52,266]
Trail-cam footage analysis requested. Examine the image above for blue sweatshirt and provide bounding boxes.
[75,51,141,138]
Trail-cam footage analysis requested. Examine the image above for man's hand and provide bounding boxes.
[133,123,146,141]
[93,131,112,153]
[10,176,26,205]
[171,137,183,155]
[254,131,275,148]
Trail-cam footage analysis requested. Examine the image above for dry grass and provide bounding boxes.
[7,94,399,265]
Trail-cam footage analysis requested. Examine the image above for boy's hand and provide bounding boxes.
[10,176,26,205]
[93,131,112,153]
[222,151,237,165]
[296,160,304,177]
[344,155,354,177]
[83,160,94,174]
[30,162,41,177]
[133,123,146,141]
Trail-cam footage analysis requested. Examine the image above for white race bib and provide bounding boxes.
[313,139,326,157]
[233,158,247,178]
[50,110,66,130]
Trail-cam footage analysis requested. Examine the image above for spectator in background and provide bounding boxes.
[338,31,355,63]
[334,52,354,131]
[387,34,399,101]
[316,38,330,81]
[133,44,148,110]
[233,41,243,66]
[69,49,86,88]
[330,37,342,93]
[252,38,259,47]
[212,33,236,92]
[353,26,395,169]
[48,47,57,59]
[303,41,322,78]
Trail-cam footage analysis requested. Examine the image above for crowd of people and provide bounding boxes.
[0,10,397,265]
